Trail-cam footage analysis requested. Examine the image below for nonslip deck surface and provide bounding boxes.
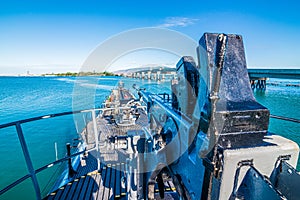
[46,157,127,200]
[46,87,178,199]
[45,153,177,200]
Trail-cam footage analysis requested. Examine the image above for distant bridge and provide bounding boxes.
[130,71,177,81]
[128,69,300,89]
[248,69,300,89]
[248,69,300,80]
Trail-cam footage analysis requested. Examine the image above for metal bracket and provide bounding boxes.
[231,159,254,197]
[202,148,224,179]
[213,148,224,179]
[275,154,291,173]
[277,155,291,163]
[270,154,292,186]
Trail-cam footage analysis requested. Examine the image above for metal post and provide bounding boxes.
[137,137,146,199]
[15,123,41,200]
[84,114,89,144]
[66,143,76,178]
[91,109,100,169]
[203,34,228,200]
[55,142,58,161]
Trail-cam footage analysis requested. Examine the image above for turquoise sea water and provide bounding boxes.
[0,76,168,199]
[0,76,299,199]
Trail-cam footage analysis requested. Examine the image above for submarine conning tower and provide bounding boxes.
[167,33,299,200]
[115,32,300,200]
[173,33,270,148]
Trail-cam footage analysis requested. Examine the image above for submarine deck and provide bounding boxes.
[45,86,178,199]
[45,151,177,200]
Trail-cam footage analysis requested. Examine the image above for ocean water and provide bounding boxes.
[0,76,299,199]
[0,76,166,199]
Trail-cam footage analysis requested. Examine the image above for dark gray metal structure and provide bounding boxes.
[133,33,300,200]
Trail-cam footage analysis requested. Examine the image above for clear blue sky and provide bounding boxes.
[1,0,300,74]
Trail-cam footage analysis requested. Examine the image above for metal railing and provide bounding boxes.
[0,109,100,200]
[0,107,298,199]
[0,105,146,199]
[270,114,300,123]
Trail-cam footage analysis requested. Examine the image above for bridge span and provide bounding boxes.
[248,69,300,89]
[248,69,300,79]
[128,69,300,89]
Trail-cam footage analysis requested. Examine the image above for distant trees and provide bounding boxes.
[102,71,115,76]
[65,72,78,76]
[43,71,117,77]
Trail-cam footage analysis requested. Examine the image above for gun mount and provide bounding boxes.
[107,33,300,200]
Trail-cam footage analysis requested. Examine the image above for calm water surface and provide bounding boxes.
[0,76,299,199]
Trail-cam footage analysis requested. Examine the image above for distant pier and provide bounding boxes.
[248,69,300,89]
[127,70,177,81]
[123,68,300,89]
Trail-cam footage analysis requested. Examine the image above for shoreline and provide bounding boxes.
[0,76,299,87]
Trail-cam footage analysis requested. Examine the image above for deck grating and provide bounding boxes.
[45,89,177,200]
[45,154,177,200]
[45,159,127,200]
